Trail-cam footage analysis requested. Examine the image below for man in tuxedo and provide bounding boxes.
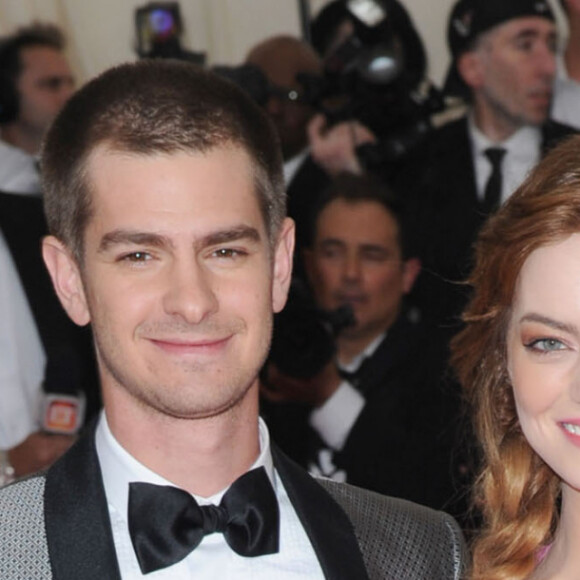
[0,23,88,478]
[0,60,464,579]
[262,173,462,516]
[393,0,576,323]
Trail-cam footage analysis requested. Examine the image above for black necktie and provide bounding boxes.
[482,147,506,213]
[128,467,280,574]
[338,366,358,385]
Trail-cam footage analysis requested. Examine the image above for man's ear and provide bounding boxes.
[42,236,91,326]
[457,50,485,90]
[402,257,421,295]
[272,218,295,313]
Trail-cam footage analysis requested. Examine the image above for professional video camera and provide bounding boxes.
[305,0,444,168]
[266,282,355,380]
[135,2,273,107]
[135,2,205,63]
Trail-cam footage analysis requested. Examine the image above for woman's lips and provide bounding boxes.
[560,420,580,446]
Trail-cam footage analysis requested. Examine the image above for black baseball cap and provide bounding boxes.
[443,0,555,97]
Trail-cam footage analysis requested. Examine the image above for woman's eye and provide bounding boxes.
[526,338,566,352]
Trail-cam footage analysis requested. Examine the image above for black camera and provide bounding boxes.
[135,2,205,63]
[305,0,444,167]
[267,282,355,380]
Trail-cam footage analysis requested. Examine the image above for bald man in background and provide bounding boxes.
[246,36,371,275]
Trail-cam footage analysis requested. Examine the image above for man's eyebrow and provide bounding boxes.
[97,226,262,254]
[515,29,540,38]
[98,230,173,253]
[318,239,390,253]
[514,28,556,41]
[360,243,390,253]
[318,238,345,247]
[199,225,261,248]
[519,313,578,336]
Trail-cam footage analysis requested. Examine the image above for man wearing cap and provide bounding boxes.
[394,0,576,323]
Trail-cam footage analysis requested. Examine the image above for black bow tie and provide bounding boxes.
[128,467,280,574]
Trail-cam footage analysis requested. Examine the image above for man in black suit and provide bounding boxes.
[262,173,462,516]
[245,35,328,262]
[0,23,86,478]
[0,60,464,578]
[393,0,576,324]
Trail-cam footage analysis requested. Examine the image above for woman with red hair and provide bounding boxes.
[453,135,580,579]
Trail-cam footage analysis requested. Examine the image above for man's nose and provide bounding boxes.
[60,83,74,103]
[342,253,362,281]
[162,259,218,324]
[56,78,75,108]
[537,42,556,81]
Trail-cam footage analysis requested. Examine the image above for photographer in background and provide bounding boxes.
[0,23,96,480]
[0,23,74,191]
[244,35,365,270]
[267,0,439,267]
[261,173,463,516]
[246,35,321,169]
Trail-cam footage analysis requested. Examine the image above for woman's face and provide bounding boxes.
[507,233,580,492]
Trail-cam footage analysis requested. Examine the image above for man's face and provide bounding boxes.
[16,46,74,137]
[463,17,557,133]
[305,199,419,344]
[45,146,293,421]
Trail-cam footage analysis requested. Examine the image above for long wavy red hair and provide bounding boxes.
[451,135,580,579]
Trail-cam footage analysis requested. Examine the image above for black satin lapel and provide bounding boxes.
[273,447,369,580]
[44,421,122,580]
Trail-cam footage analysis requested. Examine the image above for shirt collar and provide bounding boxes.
[95,411,276,522]
[283,148,309,185]
[468,114,542,163]
[338,331,386,373]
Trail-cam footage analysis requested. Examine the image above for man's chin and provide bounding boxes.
[339,322,366,340]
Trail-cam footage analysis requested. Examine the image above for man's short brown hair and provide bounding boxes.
[41,59,286,261]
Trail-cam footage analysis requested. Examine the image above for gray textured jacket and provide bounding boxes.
[0,427,465,579]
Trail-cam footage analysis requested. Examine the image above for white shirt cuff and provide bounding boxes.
[309,381,365,451]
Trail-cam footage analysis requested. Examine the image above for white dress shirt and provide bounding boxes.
[96,414,325,580]
[0,232,45,449]
[468,116,542,205]
[552,53,580,130]
[283,148,309,186]
[309,332,385,453]
[0,140,40,194]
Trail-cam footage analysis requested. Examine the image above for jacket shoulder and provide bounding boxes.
[317,478,466,580]
[542,119,578,153]
[0,474,52,579]
[391,116,470,193]
[408,116,468,158]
